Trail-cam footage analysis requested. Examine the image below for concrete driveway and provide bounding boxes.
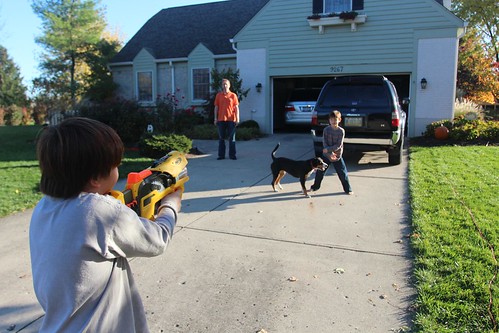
[0,133,414,333]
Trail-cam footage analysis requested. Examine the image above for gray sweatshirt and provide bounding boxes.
[29,192,177,332]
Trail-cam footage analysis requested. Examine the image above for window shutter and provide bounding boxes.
[352,0,364,10]
[312,0,323,14]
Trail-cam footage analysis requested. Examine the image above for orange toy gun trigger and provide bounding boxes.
[109,151,189,221]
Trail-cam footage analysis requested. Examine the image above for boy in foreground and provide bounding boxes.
[30,117,182,332]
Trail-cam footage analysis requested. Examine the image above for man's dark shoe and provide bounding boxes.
[230,156,237,160]
[217,157,225,160]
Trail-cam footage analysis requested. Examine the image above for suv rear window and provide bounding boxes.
[319,84,389,107]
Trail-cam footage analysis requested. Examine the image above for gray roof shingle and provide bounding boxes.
[111,0,270,63]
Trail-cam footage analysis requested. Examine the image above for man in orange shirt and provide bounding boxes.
[214,78,240,160]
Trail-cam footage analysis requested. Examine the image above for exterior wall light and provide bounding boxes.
[420,78,427,89]
[255,83,262,93]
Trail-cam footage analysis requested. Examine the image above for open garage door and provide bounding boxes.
[272,77,331,132]
[272,75,410,133]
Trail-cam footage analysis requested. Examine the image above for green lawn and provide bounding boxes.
[0,125,152,217]
[409,145,498,332]
[1,125,498,332]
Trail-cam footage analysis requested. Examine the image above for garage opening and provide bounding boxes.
[273,77,330,132]
[272,75,410,133]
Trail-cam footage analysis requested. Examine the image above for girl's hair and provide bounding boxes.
[37,117,124,198]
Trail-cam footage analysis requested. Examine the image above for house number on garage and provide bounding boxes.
[330,66,344,73]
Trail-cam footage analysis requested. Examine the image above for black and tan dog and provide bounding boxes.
[270,143,327,197]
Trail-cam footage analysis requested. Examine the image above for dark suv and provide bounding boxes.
[311,75,407,165]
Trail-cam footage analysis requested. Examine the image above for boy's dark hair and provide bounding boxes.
[37,117,124,198]
[329,110,341,119]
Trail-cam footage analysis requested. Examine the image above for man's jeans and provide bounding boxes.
[311,156,352,193]
[217,121,237,159]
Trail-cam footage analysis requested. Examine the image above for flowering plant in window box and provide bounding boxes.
[339,11,358,20]
[307,12,366,33]
[307,13,322,20]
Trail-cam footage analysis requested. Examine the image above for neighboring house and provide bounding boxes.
[109,0,466,137]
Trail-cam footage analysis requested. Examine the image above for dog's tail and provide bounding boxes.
[271,142,280,160]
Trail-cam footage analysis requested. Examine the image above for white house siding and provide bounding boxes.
[234,0,465,136]
[238,48,268,132]
[413,37,459,136]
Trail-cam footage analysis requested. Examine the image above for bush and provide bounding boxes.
[139,134,192,159]
[454,98,484,119]
[424,119,454,137]
[174,108,204,134]
[114,104,149,145]
[424,115,499,143]
[238,119,260,129]
[79,98,148,145]
[191,124,218,139]
[147,94,176,133]
[237,127,262,140]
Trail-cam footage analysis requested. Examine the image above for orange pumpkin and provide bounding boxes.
[434,125,449,140]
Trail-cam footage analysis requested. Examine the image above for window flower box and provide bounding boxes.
[307,14,367,33]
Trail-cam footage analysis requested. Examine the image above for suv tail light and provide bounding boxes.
[311,111,318,126]
[285,105,296,112]
[391,107,400,128]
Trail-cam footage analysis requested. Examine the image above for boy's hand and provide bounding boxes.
[160,189,182,213]
[329,152,339,161]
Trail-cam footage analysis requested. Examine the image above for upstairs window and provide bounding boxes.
[192,68,210,101]
[137,71,153,102]
[326,0,350,13]
[313,0,364,14]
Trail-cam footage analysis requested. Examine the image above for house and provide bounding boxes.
[109,0,466,137]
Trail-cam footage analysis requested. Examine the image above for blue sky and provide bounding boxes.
[0,0,220,90]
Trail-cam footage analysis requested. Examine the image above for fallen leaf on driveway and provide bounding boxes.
[288,276,297,282]
[333,268,345,274]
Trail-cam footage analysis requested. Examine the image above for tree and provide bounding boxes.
[452,0,498,63]
[82,32,121,102]
[453,0,499,103]
[0,45,29,107]
[32,0,106,109]
[457,28,499,103]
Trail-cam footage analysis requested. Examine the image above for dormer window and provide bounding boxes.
[312,0,364,15]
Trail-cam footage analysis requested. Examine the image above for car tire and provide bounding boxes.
[388,135,404,165]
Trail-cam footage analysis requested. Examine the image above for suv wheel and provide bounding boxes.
[388,136,404,165]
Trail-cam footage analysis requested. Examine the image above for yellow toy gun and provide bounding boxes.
[110,151,189,220]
